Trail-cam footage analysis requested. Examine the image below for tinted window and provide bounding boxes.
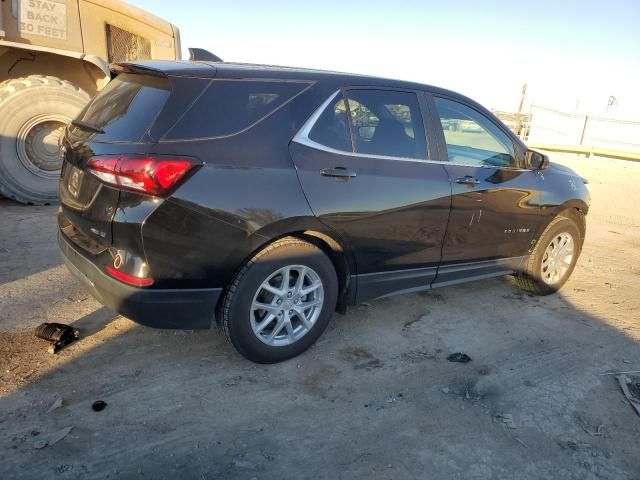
[346,89,426,159]
[75,74,170,142]
[308,95,352,152]
[434,97,516,167]
[165,80,309,140]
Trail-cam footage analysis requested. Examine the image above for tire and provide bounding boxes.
[221,237,338,363]
[0,76,90,204]
[515,215,582,295]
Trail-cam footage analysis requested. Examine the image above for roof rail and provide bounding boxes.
[188,48,223,62]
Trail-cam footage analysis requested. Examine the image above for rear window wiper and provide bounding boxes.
[71,119,105,134]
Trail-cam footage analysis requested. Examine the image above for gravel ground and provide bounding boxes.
[1,153,639,479]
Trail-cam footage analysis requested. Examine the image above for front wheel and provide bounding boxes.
[515,215,582,295]
[220,237,338,363]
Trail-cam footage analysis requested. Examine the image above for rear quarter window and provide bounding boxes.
[74,74,170,142]
[163,80,310,140]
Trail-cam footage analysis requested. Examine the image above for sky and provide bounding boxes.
[129,0,640,119]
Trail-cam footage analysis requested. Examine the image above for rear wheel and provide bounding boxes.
[0,76,90,204]
[515,215,582,295]
[220,237,338,363]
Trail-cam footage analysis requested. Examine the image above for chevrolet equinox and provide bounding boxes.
[58,60,590,362]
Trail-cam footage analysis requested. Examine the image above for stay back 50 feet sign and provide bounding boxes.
[19,0,67,40]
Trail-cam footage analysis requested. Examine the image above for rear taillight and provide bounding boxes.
[105,266,154,287]
[87,155,199,196]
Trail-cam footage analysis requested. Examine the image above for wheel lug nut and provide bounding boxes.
[289,310,294,315]
[277,299,282,305]
[287,292,292,298]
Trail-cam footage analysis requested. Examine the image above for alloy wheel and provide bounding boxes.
[250,265,324,346]
[541,232,575,285]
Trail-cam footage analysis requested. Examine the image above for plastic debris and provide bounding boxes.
[45,397,63,414]
[494,413,517,429]
[92,400,107,412]
[34,323,80,354]
[33,426,74,449]
[447,352,472,363]
[600,369,640,376]
[617,375,640,417]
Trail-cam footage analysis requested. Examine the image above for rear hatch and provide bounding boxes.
[59,67,209,252]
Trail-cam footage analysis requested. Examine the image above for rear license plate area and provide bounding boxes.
[67,166,84,199]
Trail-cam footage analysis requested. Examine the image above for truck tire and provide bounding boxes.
[0,76,90,204]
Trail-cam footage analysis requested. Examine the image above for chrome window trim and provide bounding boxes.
[292,90,533,171]
[293,90,436,165]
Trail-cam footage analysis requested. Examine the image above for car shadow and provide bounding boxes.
[1,276,639,479]
[0,198,62,286]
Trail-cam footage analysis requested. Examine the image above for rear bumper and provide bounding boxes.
[58,231,222,329]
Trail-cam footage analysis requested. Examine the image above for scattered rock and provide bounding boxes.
[225,376,243,387]
[56,464,72,474]
[447,353,472,364]
[232,460,257,469]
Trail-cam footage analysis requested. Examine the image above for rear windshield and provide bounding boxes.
[74,74,170,142]
[163,80,310,140]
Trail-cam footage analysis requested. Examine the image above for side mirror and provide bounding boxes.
[525,149,550,170]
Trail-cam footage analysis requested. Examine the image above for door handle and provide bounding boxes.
[455,176,480,185]
[320,167,357,179]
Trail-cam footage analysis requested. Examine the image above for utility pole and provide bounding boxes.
[514,83,528,137]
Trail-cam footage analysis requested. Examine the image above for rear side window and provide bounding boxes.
[308,96,351,151]
[164,80,310,140]
[75,74,170,142]
[346,89,427,159]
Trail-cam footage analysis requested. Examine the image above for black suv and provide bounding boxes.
[58,60,589,362]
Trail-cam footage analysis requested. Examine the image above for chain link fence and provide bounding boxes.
[527,105,640,153]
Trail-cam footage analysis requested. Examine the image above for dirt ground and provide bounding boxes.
[1,153,639,479]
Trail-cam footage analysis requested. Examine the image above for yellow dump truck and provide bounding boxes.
[0,0,181,204]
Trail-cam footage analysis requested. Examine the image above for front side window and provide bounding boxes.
[434,97,516,167]
[346,89,426,159]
